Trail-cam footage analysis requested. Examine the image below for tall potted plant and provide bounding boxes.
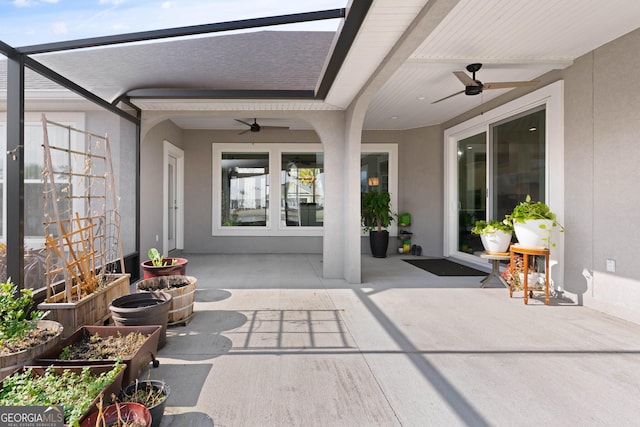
[361,190,394,258]
[506,195,563,249]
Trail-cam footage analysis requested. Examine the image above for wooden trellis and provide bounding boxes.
[41,114,125,303]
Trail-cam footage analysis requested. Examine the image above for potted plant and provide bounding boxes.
[471,219,513,254]
[0,279,64,378]
[361,190,394,258]
[506,195,564,249]
[117,379,170,427]
[141,248,188,279]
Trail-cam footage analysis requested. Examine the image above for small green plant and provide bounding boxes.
[471,219,513,235]
[0,279,45,346]
[148,248,176,267]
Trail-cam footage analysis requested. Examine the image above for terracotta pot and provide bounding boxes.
[141,258,188,279]
[81,402,151,427]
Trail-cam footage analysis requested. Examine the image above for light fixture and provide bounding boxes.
[367,177,379,186]
[529,127,537,132]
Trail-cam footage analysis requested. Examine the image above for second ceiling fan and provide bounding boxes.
[235,118,289,135]
[432,63,539,104]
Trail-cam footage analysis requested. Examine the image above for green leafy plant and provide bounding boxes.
[361,190,394,232]
[471,219,513,235]
[148,248,176,267]
[0,362,123,426]
[506,195,563,228]
[0,279,45,346]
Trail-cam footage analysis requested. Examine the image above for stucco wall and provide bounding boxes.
[563,27,640,322]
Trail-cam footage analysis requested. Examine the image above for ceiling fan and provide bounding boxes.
[235,118,288,135]
[432,63,539,104]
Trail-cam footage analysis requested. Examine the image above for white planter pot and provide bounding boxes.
[480,230,512,253]
[513,219,554,249]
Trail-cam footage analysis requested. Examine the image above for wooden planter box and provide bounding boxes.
[0,320,64,381]
[38,274,131,338]
[35,325,161,386]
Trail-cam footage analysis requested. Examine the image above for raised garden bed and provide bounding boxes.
[38,274,131,338]
[0,362,125,426]
[36,325,161,386]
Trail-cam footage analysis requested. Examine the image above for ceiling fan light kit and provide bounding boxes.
[432,63,539,104]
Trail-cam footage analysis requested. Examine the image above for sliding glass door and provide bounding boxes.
[456,107,546,255]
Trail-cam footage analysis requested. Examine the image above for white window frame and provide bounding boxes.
[212,142,399,237]
[443,81,564,273]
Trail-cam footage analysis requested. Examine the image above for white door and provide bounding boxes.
[167,154,178,252]
[163,141,184,254]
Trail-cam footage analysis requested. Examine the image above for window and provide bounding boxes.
[281,152,324,227]
[0,113,85,243]
[212,142,398,237]
[221,152,269,227]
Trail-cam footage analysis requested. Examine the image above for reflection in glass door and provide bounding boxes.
[457,133,486,254]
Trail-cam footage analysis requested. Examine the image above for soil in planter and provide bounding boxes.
[59,332,151,360]
[0,326,58,355]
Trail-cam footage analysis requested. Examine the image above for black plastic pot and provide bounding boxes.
[369,230,390,258]
[109,292,172,348]
[118,380,170,427]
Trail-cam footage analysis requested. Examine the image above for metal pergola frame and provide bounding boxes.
[0,3,372,289]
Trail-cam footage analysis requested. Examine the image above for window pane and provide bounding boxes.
[281,153,324,227]
[360,152,389,192]
[457,133,486,254]
[492,107,546,219]
[221,152,269,226]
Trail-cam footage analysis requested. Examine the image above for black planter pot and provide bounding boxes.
[369,230,389,258]
[118,380,170,427]
[109,292,172,349]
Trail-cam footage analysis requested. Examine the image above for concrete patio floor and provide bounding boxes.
[147,254,640,426]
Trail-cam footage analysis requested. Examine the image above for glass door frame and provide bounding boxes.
[443,81,565,281]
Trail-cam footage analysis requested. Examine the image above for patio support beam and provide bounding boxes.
[6,52,25,288]
[16,9,346,54]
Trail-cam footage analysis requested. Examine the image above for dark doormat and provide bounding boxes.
[403,258,487,277]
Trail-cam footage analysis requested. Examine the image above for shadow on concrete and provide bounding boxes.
[160,411,215,426]
[140,363,212,408]
[195,288,232,303]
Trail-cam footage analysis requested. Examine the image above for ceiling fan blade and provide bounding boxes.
[238,128,250,135]
[484,80,539,89]
[234,119,252,127]
[453,71,478,87]
[261,125,290,130]
[431,90,465,104]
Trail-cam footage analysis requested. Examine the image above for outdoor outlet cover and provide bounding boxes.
[606,259,616,272]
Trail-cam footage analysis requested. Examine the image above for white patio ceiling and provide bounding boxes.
[24,0,640,131]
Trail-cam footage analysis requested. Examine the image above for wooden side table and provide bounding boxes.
[509,244,550,305]
[480,252,510,288]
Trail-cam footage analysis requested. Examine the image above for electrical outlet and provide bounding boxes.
[606,259,616,273]
[155,234,159,242]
